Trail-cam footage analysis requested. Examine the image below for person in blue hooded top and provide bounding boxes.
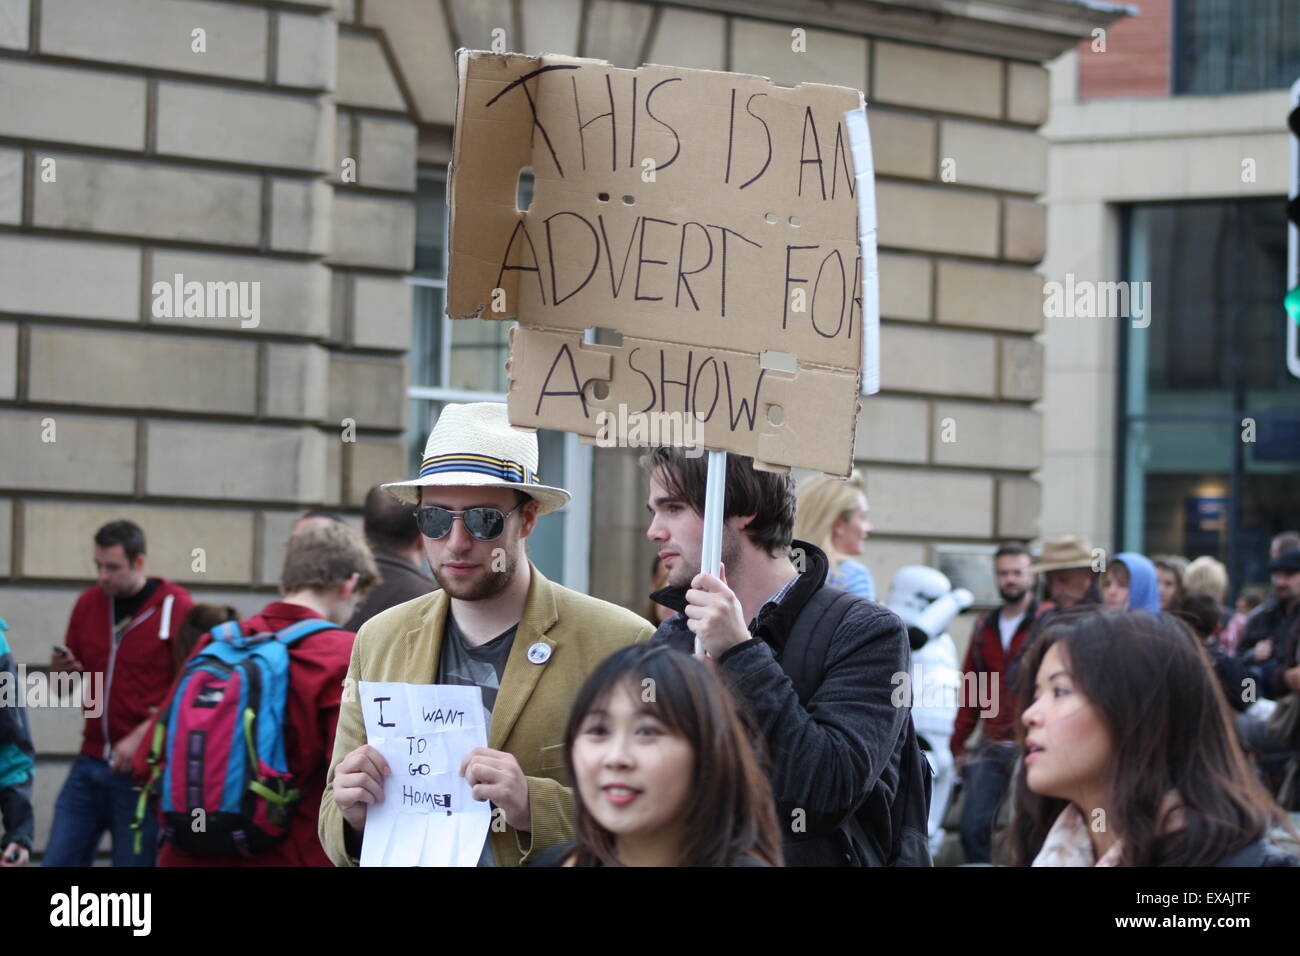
[1102,553,1161,614]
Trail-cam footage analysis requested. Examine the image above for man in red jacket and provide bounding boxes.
[951,543,1040,864]
[45,520,193,866]
[145,520,377,866]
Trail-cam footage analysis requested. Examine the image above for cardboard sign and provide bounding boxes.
[448,51,871,476]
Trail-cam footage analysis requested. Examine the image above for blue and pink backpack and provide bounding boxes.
[134,618,337,857]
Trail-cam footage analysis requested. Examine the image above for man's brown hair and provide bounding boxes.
[641,447,796,558]
[280,521,379,596]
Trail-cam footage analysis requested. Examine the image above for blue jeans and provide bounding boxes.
[43,754,159,867]
[959,741,1018,864]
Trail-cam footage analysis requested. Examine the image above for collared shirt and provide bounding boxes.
[752,573,800,627]
[1032,805,1123,867]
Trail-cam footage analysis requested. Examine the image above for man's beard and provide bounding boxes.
[999,586,1026,604]
[433,549,519,601]
[668,524,744,589]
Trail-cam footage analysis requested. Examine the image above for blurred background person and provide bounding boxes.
[1003,611,1297,867]
[886,566,967,857]
[1222,586,1267,657]
[793,470,876,600]
[344,484,437,631]
[531,644,782,867]
[1028,536,1100,622]
[1176,593,1250,715]
[952,544,1039,864]
[1236,548,1300,800]
[1151,555,1188,613]
[1102,553,1159,613]
[0,618,34,867]
[171,604,239,671]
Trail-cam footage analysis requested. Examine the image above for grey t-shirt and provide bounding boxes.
[437,612,517,866]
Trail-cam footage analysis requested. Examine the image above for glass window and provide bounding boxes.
[1121,199,1300,593]
[1174,0,1300,95]
[405,168,589,588]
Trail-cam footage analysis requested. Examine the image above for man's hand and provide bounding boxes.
[109,721,148,774]
[1284,665,1300,693]
[333,744,391,832]
[1253,638,1275,662]
[684,563,750,659]
[50,647,83,672]
[0,842,28,867]
[460,747,530,831]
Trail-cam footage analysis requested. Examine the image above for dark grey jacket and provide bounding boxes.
[344,549,438,632]
[650,541,911,866]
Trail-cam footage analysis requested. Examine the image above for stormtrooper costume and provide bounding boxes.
[886,566,971,856]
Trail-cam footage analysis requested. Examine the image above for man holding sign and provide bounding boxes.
[644,447,928,866]
[320,403,653,866]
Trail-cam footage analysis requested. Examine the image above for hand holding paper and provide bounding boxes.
[357,682,493,867]
[332,744,392,832]
[460,747,531,831]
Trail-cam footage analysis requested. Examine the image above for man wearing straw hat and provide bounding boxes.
[1027,535,1102,619]
[319,403,653,866]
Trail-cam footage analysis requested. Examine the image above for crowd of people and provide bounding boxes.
[1,401,1298,868]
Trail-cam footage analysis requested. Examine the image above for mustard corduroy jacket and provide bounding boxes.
[318,563,653,866]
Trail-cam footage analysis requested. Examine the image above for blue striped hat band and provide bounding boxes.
[418,453,541,485]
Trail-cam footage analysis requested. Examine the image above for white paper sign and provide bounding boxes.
[358,682,492,867]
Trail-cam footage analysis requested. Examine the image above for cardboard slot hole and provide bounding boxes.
[788,215,800,227]
[622,195,635,205]
[766,404,785,426]
[597,192,610,202]
[584,327,624,346]
[759,350,797,373]
[764,212,778,224]
[516,167,535,212]
[590,380,611,400]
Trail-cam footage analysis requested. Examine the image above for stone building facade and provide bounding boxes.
[0,0,1116,854]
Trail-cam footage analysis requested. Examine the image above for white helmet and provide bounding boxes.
[887,565,974,647]
[887,566,954,627]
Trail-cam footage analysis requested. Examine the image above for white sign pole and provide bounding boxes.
[696,449,727,654]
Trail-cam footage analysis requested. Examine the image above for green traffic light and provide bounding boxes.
[1288,286,1300,322]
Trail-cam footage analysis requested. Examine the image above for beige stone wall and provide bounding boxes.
[0,0,415,852]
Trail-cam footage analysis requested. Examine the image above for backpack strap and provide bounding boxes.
[273,619,338,645]
[210,620,244,644]
[784,586,860,708]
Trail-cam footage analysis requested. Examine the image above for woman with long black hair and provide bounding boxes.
[530,643,782,867]
[1002,610,1297,867]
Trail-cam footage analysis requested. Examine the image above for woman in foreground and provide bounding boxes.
[1002,610,1297,867]
[530,643,782,867]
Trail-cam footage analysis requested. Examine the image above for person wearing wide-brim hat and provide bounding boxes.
[1028,536,1101,613]
[319,403,654,868]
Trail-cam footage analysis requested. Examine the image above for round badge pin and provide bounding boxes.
[527,642,551,665]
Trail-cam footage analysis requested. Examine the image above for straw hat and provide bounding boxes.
[382,403,571,515]
[1028,535,1096,573]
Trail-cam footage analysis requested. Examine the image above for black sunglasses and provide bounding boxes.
[414,503,523,541]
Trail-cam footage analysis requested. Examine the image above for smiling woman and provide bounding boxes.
[528,643,782,867]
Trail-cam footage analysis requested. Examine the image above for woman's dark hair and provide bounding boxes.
[562,643,782,867]
[1000,610,1292,866]
[641,447,795,558]
[174,603,240,670]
